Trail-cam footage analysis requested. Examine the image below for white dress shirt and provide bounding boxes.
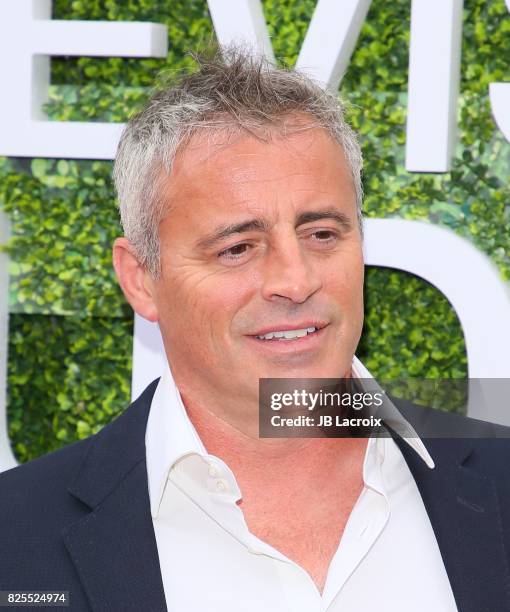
[145,357,458,611]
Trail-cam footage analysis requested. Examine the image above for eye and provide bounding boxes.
[218,242,252,261]
[309,229,339,245]
[312,230,336,241]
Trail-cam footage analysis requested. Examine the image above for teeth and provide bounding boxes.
[256,326,317,340]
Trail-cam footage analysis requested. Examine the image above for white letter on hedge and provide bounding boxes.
[489,0,510,143]
[406,0,464,172]
[0,0,167,159]
[0,214,15,471]
[207,0,372,91]
[294,0,372,91]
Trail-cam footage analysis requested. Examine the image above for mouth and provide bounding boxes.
[246,319,331,366]
[254,325,320,341]
[251,322,328,344]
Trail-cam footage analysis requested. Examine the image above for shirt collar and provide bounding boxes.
[145,356,435,519]
[351,355,435,470]
[145,363,206,518]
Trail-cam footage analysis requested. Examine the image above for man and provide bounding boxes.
[1,46,510,612]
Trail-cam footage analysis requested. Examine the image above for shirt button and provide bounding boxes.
[216,479,228,492]
[208,465,218,478]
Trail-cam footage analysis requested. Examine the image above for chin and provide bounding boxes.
[266,359,346,379]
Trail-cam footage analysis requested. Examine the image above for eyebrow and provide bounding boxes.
[195,219,270,250]
[195,208,353,250]
[295,209,353,230]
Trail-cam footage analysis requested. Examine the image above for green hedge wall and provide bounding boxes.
[1,0,509,462]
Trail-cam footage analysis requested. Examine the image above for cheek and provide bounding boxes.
[158,262,259,335]
[322,255,364,307]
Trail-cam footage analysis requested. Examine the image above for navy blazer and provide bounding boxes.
[1,378,510,612]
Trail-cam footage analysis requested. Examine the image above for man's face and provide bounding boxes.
[150,121,364,414]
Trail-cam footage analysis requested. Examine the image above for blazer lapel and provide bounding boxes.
[394,431,510,612]
[62,379,167,612]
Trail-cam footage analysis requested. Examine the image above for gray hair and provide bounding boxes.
[113,45,363,278]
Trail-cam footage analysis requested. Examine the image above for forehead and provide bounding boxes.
[160,120,356,220]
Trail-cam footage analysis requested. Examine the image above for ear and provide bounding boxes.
[112,237,159,322]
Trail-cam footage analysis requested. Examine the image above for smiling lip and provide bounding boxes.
[249,321,329,337]
[246,323,330,355]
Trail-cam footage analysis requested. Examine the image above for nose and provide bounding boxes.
[260,236,322,304]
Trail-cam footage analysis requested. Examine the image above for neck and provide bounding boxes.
[183,391,368,495]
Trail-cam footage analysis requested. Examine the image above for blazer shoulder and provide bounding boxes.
[0,379,160,591]
[0,435,93,514]
[393,395,510,472]
[393,395,510,436]
[0,377,160,515]
[0,435,95,588]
